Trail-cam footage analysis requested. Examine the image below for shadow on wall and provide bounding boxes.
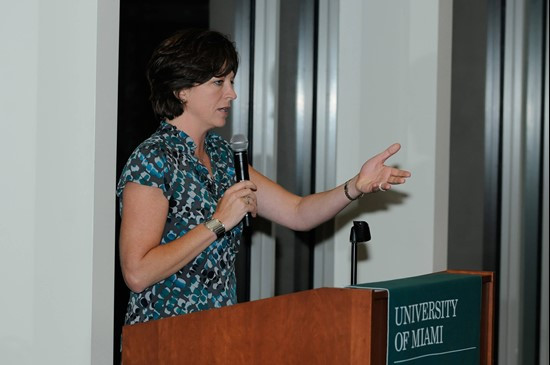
[335,188,410,263]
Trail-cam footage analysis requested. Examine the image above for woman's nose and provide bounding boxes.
[226,85,237,100]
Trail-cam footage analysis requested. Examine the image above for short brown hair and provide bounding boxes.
[147,29,239,120]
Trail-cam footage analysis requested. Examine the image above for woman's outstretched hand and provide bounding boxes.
[355,143,411,194]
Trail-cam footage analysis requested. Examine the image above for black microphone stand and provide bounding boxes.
[350,221,371,286]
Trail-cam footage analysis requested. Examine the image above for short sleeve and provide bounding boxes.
[116,143,171,201]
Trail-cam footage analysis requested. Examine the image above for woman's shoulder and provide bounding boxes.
[117,135,171,197]
[121,131,175,176]
[129,129,178,161]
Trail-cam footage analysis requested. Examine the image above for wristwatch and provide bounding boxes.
[204,218,226,239]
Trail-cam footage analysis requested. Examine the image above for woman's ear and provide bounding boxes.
[175,89,187,103]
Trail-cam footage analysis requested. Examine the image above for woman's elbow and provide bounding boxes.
[122,268,148,293]
[288,220,316,232]
[288,215,330,232]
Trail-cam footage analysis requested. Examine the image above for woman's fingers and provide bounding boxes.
[386,168,412,184]
[376,143,401,164]
[213,180,258,229]
[241,193,257,217]
[228,179,257,193]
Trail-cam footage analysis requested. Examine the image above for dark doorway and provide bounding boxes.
[114,1,209,363]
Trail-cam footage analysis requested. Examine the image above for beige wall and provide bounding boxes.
[0,0,118,364]
[331,0,452,286]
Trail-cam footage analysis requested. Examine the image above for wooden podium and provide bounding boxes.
[122,270,494,364]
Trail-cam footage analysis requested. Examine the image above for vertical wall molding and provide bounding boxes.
[249,0,280,300]
[313,0,339,288]
[499,1,528,362]
[540,8,549,362]
[499,0,546,363]
[230,0,252,138]
[92,0,119,362]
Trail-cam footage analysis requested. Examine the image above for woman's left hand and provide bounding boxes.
[355,143,411,193]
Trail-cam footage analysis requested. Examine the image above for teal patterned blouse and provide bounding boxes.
[117,120,242,325]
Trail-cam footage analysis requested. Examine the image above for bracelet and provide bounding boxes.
[204,218,226,239]
[344,179,364,201]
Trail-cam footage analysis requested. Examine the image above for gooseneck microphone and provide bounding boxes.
[230,134,251,227]
[350,221,371,286]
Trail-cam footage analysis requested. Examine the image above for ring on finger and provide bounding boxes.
[378,182,387,192]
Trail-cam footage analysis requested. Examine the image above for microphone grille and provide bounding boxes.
[230,134,248,152]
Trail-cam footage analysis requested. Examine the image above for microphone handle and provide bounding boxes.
[234,151,250,181]
[234,151,251,227]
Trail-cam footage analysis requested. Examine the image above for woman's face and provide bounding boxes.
[179,71,237,130]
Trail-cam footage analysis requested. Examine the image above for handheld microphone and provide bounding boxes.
[230,134,251,227]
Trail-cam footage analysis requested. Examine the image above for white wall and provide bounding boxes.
[331,0,452,286]
[0,1,118,364]
[1,2,39,364]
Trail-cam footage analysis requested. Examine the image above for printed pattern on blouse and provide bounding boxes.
[116,121,241,325]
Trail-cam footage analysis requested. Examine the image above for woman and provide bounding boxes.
[117,29,411,325]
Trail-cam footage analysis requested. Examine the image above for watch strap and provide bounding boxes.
[204,218,225,239]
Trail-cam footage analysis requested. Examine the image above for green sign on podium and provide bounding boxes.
[352,272,482,364]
